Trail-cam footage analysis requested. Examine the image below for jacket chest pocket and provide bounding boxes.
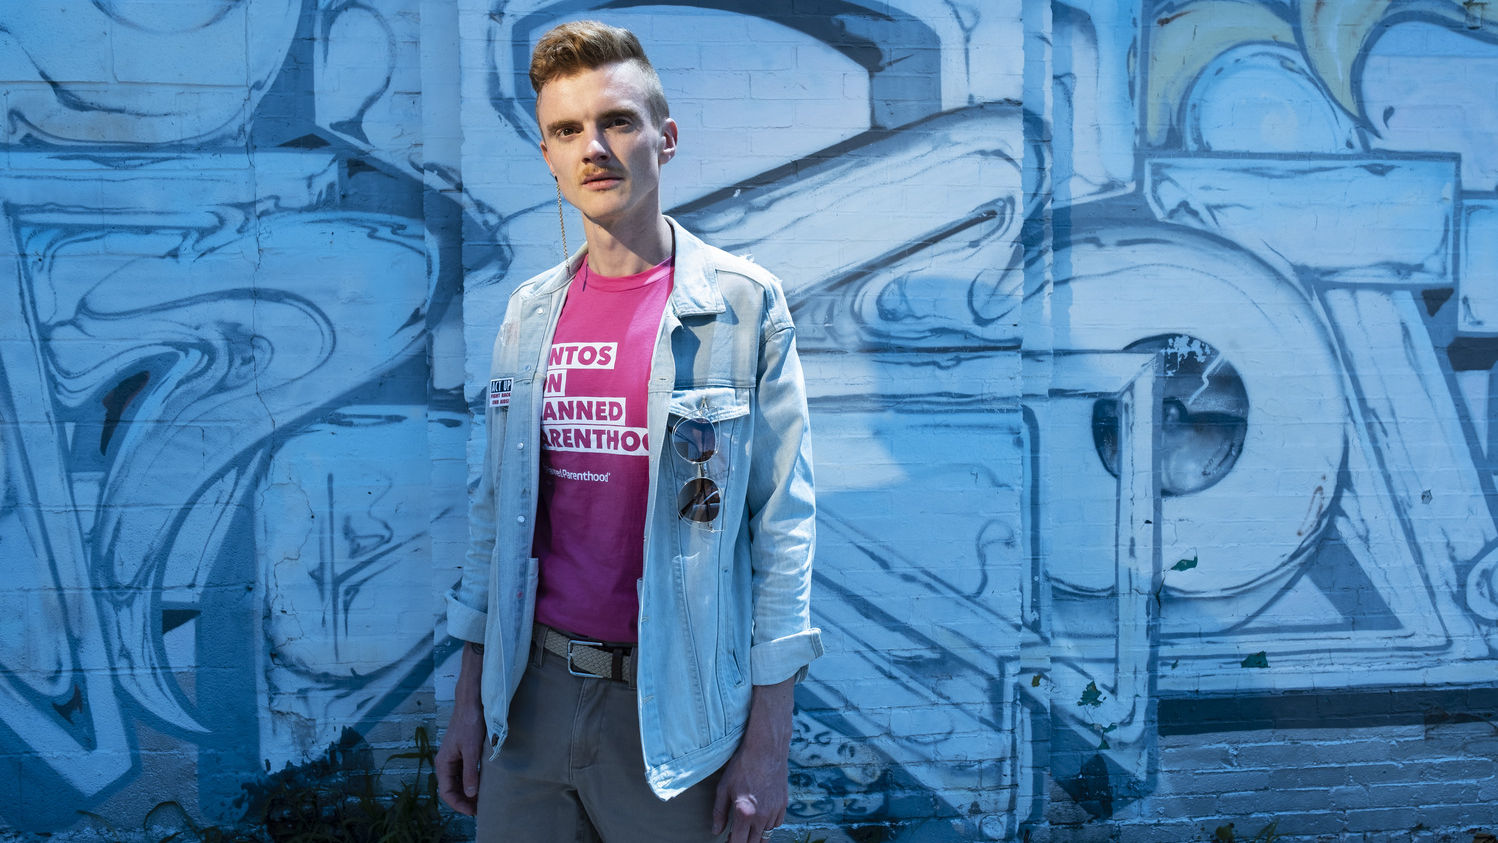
[666,387,751,533]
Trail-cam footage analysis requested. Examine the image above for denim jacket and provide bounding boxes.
[447,219,822,798]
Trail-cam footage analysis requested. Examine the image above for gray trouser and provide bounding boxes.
[475,637,728,843]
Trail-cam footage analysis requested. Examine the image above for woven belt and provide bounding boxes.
[536,624,635,683]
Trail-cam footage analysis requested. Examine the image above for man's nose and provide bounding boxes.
[583,129,611,162]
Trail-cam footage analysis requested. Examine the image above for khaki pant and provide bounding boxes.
[476,638,728,843]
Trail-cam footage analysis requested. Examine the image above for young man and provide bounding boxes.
[437,20,821,843]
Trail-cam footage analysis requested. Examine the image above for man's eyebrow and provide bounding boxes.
[599,107,643,123]
[543,118,579,134]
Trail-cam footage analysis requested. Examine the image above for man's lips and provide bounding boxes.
[582,171,622,188]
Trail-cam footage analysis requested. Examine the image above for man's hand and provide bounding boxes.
[436,642,486,816]
[713,678,795,842]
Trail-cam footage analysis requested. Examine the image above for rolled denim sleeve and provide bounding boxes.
[745,284,823,685]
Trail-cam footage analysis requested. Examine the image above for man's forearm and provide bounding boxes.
[746,676,795,744]
[436,639,488,815]
[455,640,485,705]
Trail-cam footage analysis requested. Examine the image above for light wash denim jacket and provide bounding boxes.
[447,219,823,798]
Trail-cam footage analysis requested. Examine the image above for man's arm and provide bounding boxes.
[436,315,516,816]
[435,642,486,816]
[714,281,823,840]
[712,678,794,842]
[436,385,497,817]
[742,301,822,681]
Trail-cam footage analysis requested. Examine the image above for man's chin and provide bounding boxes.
[573,199,629,226]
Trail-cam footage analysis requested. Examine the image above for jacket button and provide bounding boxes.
[516,515,526,524]
[516,442,525,450]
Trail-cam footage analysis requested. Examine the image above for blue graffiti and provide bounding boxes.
[4,0,1498,838]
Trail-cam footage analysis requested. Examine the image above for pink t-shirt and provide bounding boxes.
[532,256,673,643]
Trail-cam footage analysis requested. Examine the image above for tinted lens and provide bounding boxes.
[677,477,721,523]
[672,417,716,463]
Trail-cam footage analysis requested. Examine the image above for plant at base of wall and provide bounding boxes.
[258,726,448,843]
[76,728,451,843]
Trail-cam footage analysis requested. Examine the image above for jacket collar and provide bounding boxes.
[534,216,725,317]
[663,217,725,317]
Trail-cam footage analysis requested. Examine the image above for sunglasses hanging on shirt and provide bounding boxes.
[670,416,721,529]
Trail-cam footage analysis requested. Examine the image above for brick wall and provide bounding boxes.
[2,1,1497,840]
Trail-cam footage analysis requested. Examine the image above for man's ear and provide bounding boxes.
[540,141,556,180]
[658,117,678,165]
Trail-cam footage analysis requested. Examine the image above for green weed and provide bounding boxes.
[257,726,448,843]
[78,727,450,843]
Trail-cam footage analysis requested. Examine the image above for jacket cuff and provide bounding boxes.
[750,627,824,685]
[445,590,488,643]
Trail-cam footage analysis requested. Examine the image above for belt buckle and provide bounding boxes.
[565,638,605,679]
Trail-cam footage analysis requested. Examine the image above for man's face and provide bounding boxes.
[537,61,677,235]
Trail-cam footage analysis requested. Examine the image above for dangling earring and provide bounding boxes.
[554,178,568,263]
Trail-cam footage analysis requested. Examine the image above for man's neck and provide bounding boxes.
[581,214,673,277]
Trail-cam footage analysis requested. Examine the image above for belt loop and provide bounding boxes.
[530,625,546,668]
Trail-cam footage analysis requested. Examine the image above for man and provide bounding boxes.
[436,20,821,843]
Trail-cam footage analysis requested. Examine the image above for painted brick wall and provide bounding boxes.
[3,1,1498,841]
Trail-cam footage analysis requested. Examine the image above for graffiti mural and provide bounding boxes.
[0,0,467,829]
[1038,0,1498,829]
[4,0,1498,838]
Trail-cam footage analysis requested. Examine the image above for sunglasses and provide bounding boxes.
[671,416,721,527]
